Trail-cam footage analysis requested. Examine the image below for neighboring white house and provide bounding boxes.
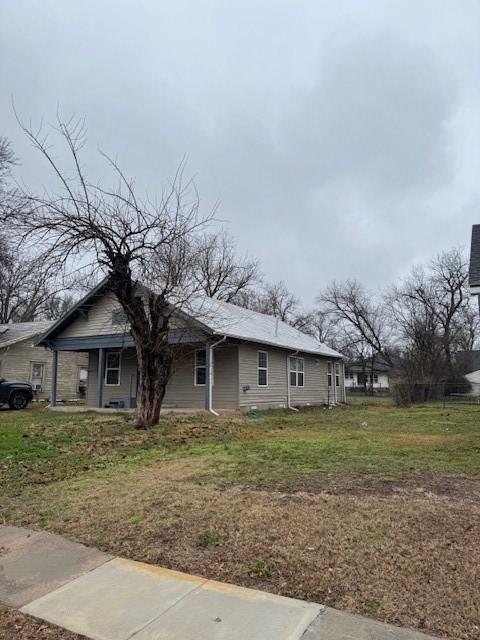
[344,359,390,391]
[457,350,480,395]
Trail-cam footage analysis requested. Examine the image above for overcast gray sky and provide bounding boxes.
[1,1,479,304]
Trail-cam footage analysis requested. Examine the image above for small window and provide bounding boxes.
[327,361,333,387]
[368,373,379,384]
[289,356,304,387]
[112,308,128,325]
[257,351,268,386]
[335,363,341,387]
[195,349,207,386]
[105,352,121,385]
[30,362,45,390]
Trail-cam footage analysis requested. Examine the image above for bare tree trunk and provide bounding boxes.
[135,346,173,428]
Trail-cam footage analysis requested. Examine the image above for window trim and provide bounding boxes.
[335,362,341,387]
[194,348,207,386]
[111,308,128,325]
[327,361,333,387]
[104,351,121,386]
[257,350,269,387]
[289,356,305,388]
[30,362,45,388]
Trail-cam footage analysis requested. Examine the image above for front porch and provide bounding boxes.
[46,330,239,413]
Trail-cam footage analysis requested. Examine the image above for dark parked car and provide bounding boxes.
[0,378,34,410]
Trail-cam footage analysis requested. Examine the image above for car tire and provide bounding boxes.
[8,391,29,410]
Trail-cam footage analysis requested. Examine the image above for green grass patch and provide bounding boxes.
[1,403,479,497]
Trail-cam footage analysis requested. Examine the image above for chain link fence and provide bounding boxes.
[346,382,480,407]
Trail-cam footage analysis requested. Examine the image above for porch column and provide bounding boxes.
[50,350,58,407]
[97,348,105,408]
[204,345,212,411]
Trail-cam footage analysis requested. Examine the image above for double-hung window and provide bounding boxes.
[257,351,268,386]
[30,362,45,390]
[195,349,207,386]
[327,362,333,387]
[289,356,304,387]
[105,352,121,385]
[335,363,341,387]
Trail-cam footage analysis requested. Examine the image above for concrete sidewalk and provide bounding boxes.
[0,526,437,640]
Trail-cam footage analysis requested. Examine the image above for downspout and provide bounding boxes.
[207,335,227,416]
[287,350,299,412]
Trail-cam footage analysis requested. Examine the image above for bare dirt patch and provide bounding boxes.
[262,471,480,500]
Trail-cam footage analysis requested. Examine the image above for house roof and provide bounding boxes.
[469,224,480,288]
[37,278,343,359]
[457,350,480,374]
[0,321,52,349]
[345,357,391,374]
[189,297,343,358]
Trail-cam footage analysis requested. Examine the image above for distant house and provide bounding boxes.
[37,279,345,412]
[457,350,480,395]
[0,322,88,402]
[344,358,390,391]
[469,224,480,304]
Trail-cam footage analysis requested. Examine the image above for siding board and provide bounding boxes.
[0,339,88,401]
[238,342,343,410]
[86,345,239,410]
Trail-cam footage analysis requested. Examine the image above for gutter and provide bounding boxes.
[207,335,227,416]
[286,350,299,412]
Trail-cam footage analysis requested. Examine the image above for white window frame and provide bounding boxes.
[335,362,341,387]
[327,361,333,387]
[30,362,45,388]
[257,350,268,386]
[104,351,121,386]
[194,348,207,386]
[289,356,305,388]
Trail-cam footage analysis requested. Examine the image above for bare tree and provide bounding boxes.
[0,136,16,186]
[387,248,475,383]
[8,116,216,428]
[194,229,259,302]
[317,280,392,365]
[0,137,16,268]
[0,137,70,323]
[292,309,341,346]
[236,280,300,324]
[41,293,77,321]
[0,251,61,323]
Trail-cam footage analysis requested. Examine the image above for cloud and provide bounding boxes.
[0,1,479,305]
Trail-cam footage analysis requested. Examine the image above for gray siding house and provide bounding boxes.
[0,322,88,401]
[38,280,344,412]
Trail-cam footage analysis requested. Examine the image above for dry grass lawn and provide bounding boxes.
[1,402,479,640]
[0,607,86,639]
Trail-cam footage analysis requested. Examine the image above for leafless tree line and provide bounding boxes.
[316,249,478,390]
